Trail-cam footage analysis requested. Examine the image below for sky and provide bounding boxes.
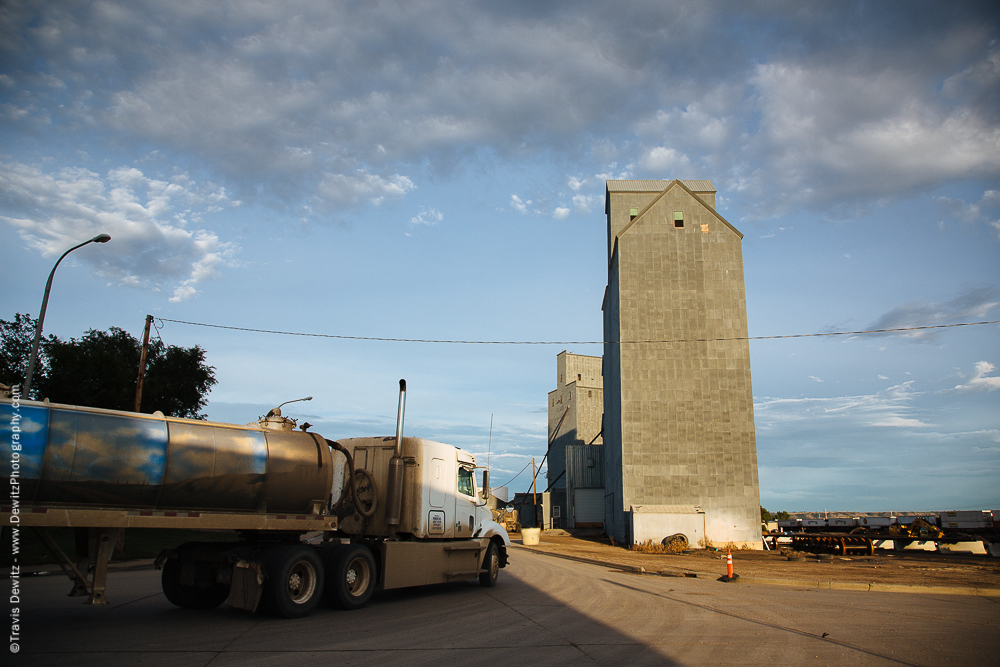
[1,1,998,513]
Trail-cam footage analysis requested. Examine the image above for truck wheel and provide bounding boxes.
[326,544,376,610]
[479,541,500,588]
[262,545,324,619]
[161,557,229,610]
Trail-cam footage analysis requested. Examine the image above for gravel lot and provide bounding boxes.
[514,530,1000,592]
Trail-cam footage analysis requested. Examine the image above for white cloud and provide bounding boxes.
[409,207,443,226]
[640,146,692,173]
[595,163,632,181]
[553,207,570,220]
[946,361,1000,394]
[748,60,1000,206]
[572,193,602,214]
[510,194,531,214]
[0,161,236,301]
[871,416,931,428]
[755,381,931,429]
[318,170,415,207]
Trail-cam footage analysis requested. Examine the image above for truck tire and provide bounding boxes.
[161,557,229,610]
[326,544,376,610]
[479,541,500,588]
[261,545,324,619]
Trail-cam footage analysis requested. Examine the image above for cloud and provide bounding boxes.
[553,207,570,220]
[409,207,443,226]
[863,285,999,342]
[945,361,1000,394]
[871,416,932,428]
[2,2,999,218]
[572,193,602,214]
[755,381,932,429]
[0,161,236,301]
[510,194,531,214]
[741,58,1000,212]
[640,146,692,173]
[318,170,415,208]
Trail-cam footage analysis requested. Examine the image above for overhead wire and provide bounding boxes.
[156,318,999,346]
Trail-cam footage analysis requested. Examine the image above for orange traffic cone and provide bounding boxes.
[719,549,739,582]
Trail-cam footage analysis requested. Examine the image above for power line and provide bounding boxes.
[157,317,999,345]
[495,460,533,489]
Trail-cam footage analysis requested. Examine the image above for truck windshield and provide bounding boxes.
[457,466,475,497]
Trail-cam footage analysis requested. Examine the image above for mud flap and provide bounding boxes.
[226,559,265,611]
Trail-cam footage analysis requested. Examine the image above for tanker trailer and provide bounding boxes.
[0,380,509,618]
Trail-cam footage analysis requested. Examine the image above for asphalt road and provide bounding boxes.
[7,548,998,666]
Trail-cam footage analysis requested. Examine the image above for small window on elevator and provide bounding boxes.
[674,211,684,228]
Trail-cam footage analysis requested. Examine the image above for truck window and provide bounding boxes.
[457,466,475,497]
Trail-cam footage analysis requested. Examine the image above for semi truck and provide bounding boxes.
[1,380,510,618]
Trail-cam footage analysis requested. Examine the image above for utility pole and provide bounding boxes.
[134,315,153,412]
[531,457,538,528]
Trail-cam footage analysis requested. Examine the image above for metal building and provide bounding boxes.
[565,443,605,528]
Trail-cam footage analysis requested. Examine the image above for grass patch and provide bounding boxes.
[631,535,689,554]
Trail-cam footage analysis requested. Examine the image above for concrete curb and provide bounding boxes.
[512,544,1000,597]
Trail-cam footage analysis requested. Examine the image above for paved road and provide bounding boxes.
[9,548,998,666]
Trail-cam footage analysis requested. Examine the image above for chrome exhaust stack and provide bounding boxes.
[385,379,406,538]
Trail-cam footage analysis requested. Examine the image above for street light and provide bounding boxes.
[23,233,112,396]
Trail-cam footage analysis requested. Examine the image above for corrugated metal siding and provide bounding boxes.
[606,179,715,193]
[574,489,604,523]
[566,444,604,488]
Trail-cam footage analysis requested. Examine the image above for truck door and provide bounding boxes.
[455,463,477,538]
[428,457,447,536]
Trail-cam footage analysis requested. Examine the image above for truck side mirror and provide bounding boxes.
[482,470,490,499]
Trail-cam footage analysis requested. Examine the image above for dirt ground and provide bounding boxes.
[513,530,1000,591]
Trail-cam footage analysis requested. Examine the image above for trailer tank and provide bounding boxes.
[0,398,332,514]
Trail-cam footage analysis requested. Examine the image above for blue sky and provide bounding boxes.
[1,1,998,513]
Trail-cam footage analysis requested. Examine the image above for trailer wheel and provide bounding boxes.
[479,541,500,588]
[161,557,228,610]
[262,545,324,619]
[326,544,376,610]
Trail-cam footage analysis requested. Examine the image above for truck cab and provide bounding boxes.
[334,436,509,545]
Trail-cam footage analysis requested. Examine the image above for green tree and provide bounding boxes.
[774,511,790,521]
[0,313,53,398]
[141,340,216,419]
[1,315,216,419]
[760,506,773,522]
[39,327,142,411]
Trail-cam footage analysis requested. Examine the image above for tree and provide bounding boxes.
[1,315,217,419]
[0,313,53,398]
[761,507,791,522]
[141,340,216,419]
[39,327,142,412]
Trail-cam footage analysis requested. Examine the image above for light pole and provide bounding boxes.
[23,233,112,397]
